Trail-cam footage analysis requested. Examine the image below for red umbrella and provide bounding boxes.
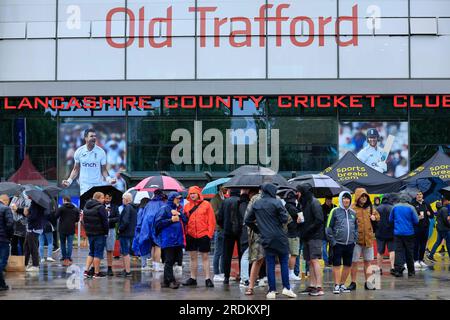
[135,175,185,192]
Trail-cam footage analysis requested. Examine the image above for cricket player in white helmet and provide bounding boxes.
[62,128,116,195]
[356,128,388,173]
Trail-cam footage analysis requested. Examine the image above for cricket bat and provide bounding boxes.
[381,135,395,162]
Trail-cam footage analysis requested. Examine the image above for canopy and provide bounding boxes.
[401,151,450,184]
[8,155,49,186]
[321,152,403,194]
[400,151,450,202]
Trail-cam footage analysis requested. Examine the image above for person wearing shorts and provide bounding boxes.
[326,191,358,294]
[104,193,120,276]
[297,183,325,297]
[82,192,109,279]
[284,190,301,281]
[182,186,216,288]
[349,188,380,291]
[117,193,137,277]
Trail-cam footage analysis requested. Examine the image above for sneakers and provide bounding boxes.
[223,278,229,285]
[257,277,268,287]
[419,261,428,268]
[282,288,297,298]
[266,291,277,299]
[364,282,376,290]
[107,268,114,276]
[339,285,351,293]
[347,282,356,291]
[205,279,214,288]
[141,265,152,272]
[173,265,183,275]
[153,262,164,272]
[289,270,302,281]
[116,270,132,277]
[46,257,56,262]
[52,247,60,254]
[169,281,180,289]
[94,272,107,278]
[183,278,198,286]
[299,286,315,295]
[309,287,324,296]
[83,270,93,278]
[26,266,39,272]
[40,258,46,264]
[427,254,437,263]
[333,284,341,294]
[239,280,250,287]
[414,261,421,270]
[213,274,225,282]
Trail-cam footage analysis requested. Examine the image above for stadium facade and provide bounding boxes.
[1,0,450,194]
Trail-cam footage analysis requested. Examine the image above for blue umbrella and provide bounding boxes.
[202,178,231,196]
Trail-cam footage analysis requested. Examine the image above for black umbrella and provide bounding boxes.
[439,186,450,199]
[0,182,24,196]
[25,189,52,209]
[227,165,276,177]
[276,185,297,198]
[80,185,124,209]
[43,186,62,198]
[224,172,288,188]
[288,174,350,198]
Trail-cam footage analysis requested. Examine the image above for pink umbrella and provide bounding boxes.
[135,175,185,192]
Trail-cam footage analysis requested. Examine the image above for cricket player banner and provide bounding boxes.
[339,122,409,178]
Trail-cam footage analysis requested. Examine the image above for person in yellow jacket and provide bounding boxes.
[348,188,380,291]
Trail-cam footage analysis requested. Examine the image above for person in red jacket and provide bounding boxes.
[182,186,216,288]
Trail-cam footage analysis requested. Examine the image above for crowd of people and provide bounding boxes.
[0,183,450,299]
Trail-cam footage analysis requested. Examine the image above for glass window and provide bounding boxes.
[338,96,408,121]
[197,96,232,117]
[232,98,264,116]
[411,0,450,17]
[127,119,195,172]
[268,117,338,172]
[127,97,161,116]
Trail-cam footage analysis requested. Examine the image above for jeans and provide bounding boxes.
[39,232,54,259]
[240,248,249,281]
[394,235,415,273]
[322,240,329,264]
[213,230,225,275]
[294,240,310,276]
[141,254,150,268]
[162,246,183,285]
[24,232,40,267]
[266,253,290,292]
[413,228,429,262]
[0,242,10,286]
[223,234,242,279]
[429,230,450,258]
[11,235,25,256]
[60,234,74,260]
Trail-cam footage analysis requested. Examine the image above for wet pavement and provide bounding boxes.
[2,248,450,300]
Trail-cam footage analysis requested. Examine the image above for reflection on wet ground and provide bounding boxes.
[2,248,450,300]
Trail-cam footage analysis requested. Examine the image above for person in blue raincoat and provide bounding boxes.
[132,197,151,270]
[155,192,187,289]
[138,189,166,272]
